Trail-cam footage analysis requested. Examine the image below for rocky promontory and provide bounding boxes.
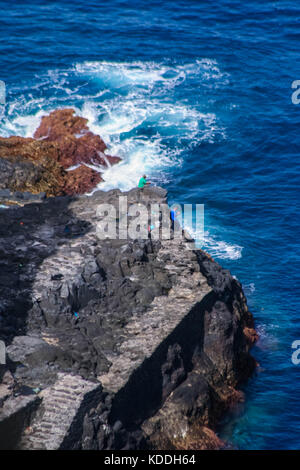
[0,186,257,450]
[0,109,120,200]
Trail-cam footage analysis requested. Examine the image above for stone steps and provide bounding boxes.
[19,373,101,450]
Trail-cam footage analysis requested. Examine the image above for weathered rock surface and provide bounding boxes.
[64,165,103,195]
[18,373,102,450]
[0,187,256,450]
[0,136,68,197]
[34,109,121,169]
[0,109,119,199]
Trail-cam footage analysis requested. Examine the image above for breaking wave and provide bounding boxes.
[0,59,226,192]
[0,59,237,260]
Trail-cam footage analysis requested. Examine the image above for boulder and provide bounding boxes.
[0,109,120,198]
[34,109,121,168]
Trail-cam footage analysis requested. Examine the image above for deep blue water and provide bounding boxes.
[0,0,300,450]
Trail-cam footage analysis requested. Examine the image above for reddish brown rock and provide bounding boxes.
[0,136,104,197]
[174,425,225,450]
[0,136,67,196]
[34,108,121,169]
[244,326,259,345]
[64,165,103,195]
[0,109,121,197]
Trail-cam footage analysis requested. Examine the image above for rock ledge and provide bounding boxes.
[0,187,256,450]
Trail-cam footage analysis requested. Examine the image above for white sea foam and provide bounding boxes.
[256,323,279,351]
[0,60,240,263]
[244,282,256,294]
[75,60,186,93]
[203,235,243,260]
[75,59,229,91]
[0,59,228,212]
[183,230,243,260]
[175,221,243,261]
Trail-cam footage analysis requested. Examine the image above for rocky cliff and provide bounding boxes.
[0,186,257,450]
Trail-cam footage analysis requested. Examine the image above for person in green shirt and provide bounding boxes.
[138,175,150,189]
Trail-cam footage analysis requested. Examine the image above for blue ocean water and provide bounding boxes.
[0,0,300,450]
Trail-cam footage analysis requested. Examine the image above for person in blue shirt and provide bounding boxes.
[170,206,179,231]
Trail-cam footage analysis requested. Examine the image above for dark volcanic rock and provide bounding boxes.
[0,186,256,450]
[64,165,103,195]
